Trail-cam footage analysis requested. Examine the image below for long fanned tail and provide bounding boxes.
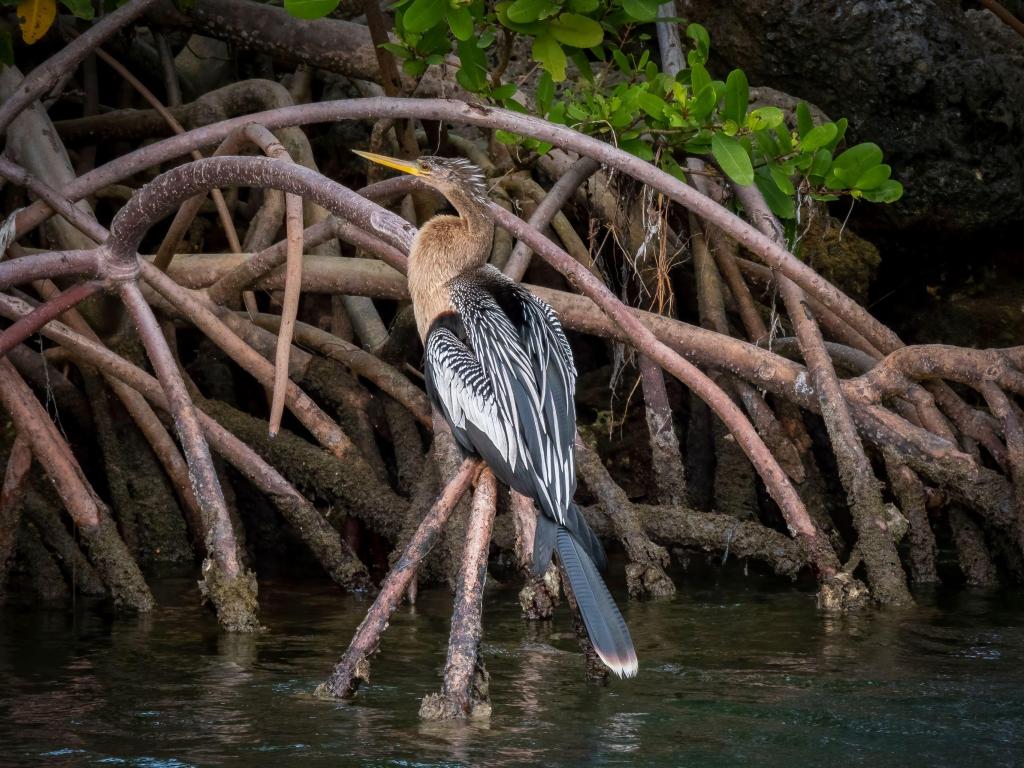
[533,502,605,577]
[556,527,638,678]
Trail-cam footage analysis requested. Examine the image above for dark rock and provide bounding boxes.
[678,0,1024,234]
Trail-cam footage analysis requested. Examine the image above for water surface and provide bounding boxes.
[2,571,1022,767]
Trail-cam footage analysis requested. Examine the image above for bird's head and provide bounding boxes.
[352,150,489,209]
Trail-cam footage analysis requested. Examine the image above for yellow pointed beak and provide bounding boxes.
[351,149,423,176]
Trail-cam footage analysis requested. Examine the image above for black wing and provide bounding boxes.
[424,317,534,499]
[450,269,578,524]
[501,278,579,506]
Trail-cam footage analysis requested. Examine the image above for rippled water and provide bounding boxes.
[2,569,1023,767]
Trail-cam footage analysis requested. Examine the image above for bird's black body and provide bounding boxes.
[351,149,637,677]
[424,266,636,677]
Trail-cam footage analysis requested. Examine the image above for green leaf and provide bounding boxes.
[502,97,529,113]
[0,29,12,66]
[569,49,593,81]
[798,123,837,153]
[569,0,599,10]
[684,130,713,154]
[638,90,667,119]
[755,169,796,219]
[860,179,903,203]
[59,0,93,19]
[769,163,795,196]
[774,123,792,152]
[447,5,474,40]
[455,38,487,91]
[754,129,778,159]
[689,62,710,96]
[791,153,812,172]
[507,0,554,23]
[621,0,658,22]
[690,84,717,121]
[826,117,848,151]
[620,138,654,161]
[402,0,445,32]
[686,22,709,61]
[746,106,783,132]
[476,29,496,47]
[283,0,339,19]
[723,68,748,126]
[491,83,518,101]
[532,32,567,81]
[809,149,832,181]
[550,13,603,48]
[403,58,428,76]
[796,102,813,138]
[378,42,410,58]
[711,133,754,186]
[535,71,554,112]
[853,163,891,190]
[832,142,883,185]
[611,48,631,74]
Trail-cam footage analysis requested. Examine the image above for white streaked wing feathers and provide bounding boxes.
[426,329,518,472]
[451,275,578,524]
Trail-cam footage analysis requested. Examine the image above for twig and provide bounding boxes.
[246,312,432,429]
[236,124,307,437]
[575,437,675,598]
[979,0,1024,39]
[0,293,373,592]
[0,156,260,627]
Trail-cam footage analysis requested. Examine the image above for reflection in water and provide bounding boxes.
[1,571,1024,766]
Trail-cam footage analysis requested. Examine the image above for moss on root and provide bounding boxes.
[198,558,263,632]
[201,399,408,541]
[84,512,155,612]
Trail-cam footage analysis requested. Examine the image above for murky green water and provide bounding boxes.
[2,570,1023,767]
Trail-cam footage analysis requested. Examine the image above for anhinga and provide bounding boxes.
[354,150,638,678]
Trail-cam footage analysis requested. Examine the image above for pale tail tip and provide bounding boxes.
[599,650,639,679]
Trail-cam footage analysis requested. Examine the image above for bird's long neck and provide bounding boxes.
[408,187,495,340]
[445,185,494,255]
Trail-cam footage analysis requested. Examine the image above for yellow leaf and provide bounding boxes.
[18,0,57,45]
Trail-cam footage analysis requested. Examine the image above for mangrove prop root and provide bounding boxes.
[0,294,374,592]
[2,49,1022,647]
[316,458,480,700]
[0,360,154,610]
[420,469,497,721]
[0,155,258,628]
[733,182,905,606]
[0,436,32,597]
[575,437,675,599]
